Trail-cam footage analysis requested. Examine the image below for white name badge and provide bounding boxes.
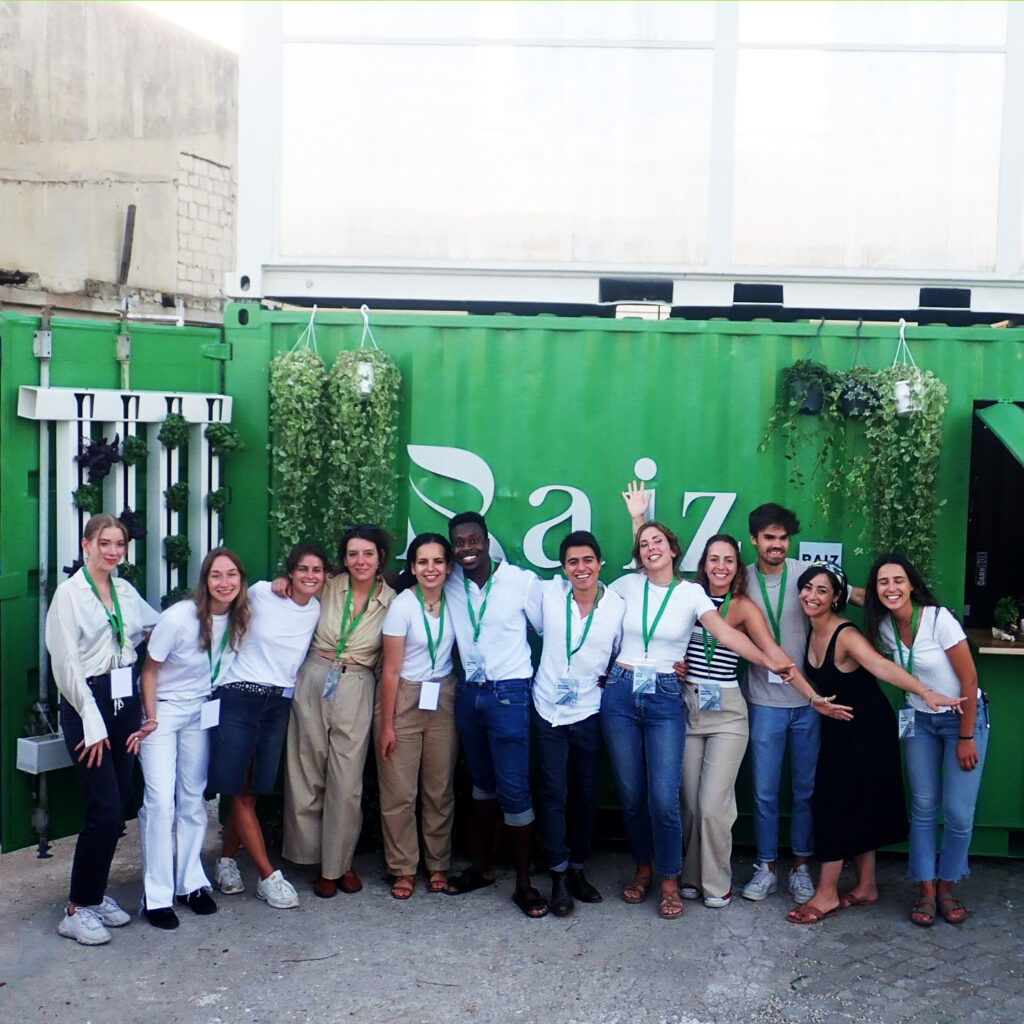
[698,683,722,712]
[555,677,579,706]
[633,662,657,694]
[768,670,785,685]
[419,680,441,711]
[110,666,134,699]
[201,698,221,730]
[898,707,916,739]
[465,651,487,683]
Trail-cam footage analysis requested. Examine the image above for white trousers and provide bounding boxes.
[138,696,212,909]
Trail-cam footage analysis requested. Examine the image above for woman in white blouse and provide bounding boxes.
[375,533,457,899]
[126,548,250,929]
[45,514,159,946]
[865,552,987,927]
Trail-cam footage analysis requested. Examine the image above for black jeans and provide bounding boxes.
[532,707,602,872]
[60,675,140,907]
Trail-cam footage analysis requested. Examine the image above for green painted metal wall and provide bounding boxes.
[2,305,1022,854]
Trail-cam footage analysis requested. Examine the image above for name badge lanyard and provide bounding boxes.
[701,592,734,667]
[891,604,921,688]
[208,623,231,686]
[83,566,126,663]
[756,563,787,644]
[463,563,495,645]
[565,589,599,669]
[642,577,678,658]
[416,585,446,675]
[335,582,377,663]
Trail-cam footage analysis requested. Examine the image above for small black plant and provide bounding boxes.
[118,506,147,541]
[77,434,121,482]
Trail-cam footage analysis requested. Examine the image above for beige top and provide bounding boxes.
[312,573,395,669]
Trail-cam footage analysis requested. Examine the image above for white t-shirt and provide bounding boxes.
[147,599,234,700]
[609,573,715,674]
[877,605,972,714]
[382,587,455,681]
[532,578,625,726]
[219,581,320,690]
[445,561,538,681]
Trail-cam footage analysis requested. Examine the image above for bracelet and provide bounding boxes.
[958,735,973,741]
[142,718,157,725]
[809,694,821,705]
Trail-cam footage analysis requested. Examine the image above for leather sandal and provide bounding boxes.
[445,866,495,895]
[621,873,652,905]
[786,903,840,924]
[390,875,415,900]
[428,872,448,894]
[910,897,936,927]
[658,889,684,920]
[937,893,968,924]
[512,885,549,919]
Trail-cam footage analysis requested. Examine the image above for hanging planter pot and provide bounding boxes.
[833,367,880,419]
[782,359,833,416]
[892,377,925,415]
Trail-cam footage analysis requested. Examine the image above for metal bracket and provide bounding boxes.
[115,332,132,362]
[32,330,52,358]
[201,342,233,361]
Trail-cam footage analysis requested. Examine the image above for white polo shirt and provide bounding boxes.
[147,599,235,701]
[532,578,625,726]
[609,572,715,674]
[445,560,538,681]
[382,587,456,681]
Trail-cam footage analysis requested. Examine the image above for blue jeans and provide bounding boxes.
[533,708,602,872]
[904,700,989,882]
[454,678,534,826]
[599,664,685,878]
[747,702,821,862]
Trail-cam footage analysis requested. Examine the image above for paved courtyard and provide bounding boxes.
[1,810,1022,1024]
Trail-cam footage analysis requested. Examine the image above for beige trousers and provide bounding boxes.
[373,675,458,876]
[681,685,749,900]
[282,653,375,879]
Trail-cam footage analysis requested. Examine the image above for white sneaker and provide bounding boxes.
[256,870,299,909]
[742,862,778,901]
[679,885,701,901]
[704,891,733,909]
[788,864,815,905]
[85,894,131,927]
[216,857,245,895]
[58,907,111,946]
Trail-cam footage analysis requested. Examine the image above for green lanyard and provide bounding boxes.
[891,605,920,676]
[208,621,231,685]
[642,577,678,653]
[82,567,125,651]
[463,562,495,643]
[565,589,600,667]
[701,592,734,666]
[756,563,787,643]
[416,585,446,672]
[335,581,377,659]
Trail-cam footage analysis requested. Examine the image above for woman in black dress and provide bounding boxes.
[786,562,963,925]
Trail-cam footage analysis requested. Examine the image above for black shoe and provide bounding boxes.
[177,888,218,915]
[550,871,574,917]
[143,905,180,930]
[567,868,603,904]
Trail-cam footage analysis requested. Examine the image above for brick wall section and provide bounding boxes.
[176,152,235,298]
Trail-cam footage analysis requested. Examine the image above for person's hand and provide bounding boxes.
[126,719,158,754]
[75,737,110,769]
[672,660,690,683]
[772,661,797,682]
[622,480,652,522]
[810,694,854,721]
[921,689,964,714]
[378,724,397,762]
[957,736,979,770]
[270,576,292,599]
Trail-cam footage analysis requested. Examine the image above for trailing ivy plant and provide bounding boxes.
[73,483,103,514]
[121,433,149,467]
[164,481,190,513]
[157,412,190,450]
[268,347,327,553]
[322,350,402,543]
[164,533,191,568]
[205,422,244,456]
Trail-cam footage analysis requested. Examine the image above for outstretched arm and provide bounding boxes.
[622,480,651,535]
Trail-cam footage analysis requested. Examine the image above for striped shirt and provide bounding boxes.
[684,594,741,689]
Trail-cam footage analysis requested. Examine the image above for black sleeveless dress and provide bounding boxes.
[805,622,908,862]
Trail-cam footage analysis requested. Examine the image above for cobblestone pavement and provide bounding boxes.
[2,812,1022,1024]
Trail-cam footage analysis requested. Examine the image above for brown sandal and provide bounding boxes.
[621,874,652,905]
[787,903,840,924]
[428,872,448,894]
[658,889,684,920]
[390,875,415,900]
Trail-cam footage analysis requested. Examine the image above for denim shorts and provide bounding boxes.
[207,686,292,795]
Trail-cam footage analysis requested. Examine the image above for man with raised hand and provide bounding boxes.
[442,512,548,918]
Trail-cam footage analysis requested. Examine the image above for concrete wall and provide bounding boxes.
[0,1,237,308]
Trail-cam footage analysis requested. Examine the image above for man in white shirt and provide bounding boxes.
[531,531,625,916]
[443,512,548,918]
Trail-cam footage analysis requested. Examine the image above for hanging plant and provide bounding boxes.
[164,533,191,568]
[268,347,327,552]
[121,433,149,467]
[76,434,121,482]
[207,487,229,517]
[160,584,191,610]
[157,412,190,450]
[73,483,103,514]
[831,365,880,419]
[205,422,244,456]
[117,561,144,588]
[164,481,190,513]
[322,349,401,543]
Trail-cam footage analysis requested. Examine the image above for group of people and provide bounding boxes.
[45,490,988,944]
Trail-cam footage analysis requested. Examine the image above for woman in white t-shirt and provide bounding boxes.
[865,553,987,928]
[602,505,798,921]
[127,548,250,929]
[374,533,457,899]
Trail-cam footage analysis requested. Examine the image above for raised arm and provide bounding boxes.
[622,480,651,535]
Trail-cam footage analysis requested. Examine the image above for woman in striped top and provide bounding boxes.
[680,535,851,908]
